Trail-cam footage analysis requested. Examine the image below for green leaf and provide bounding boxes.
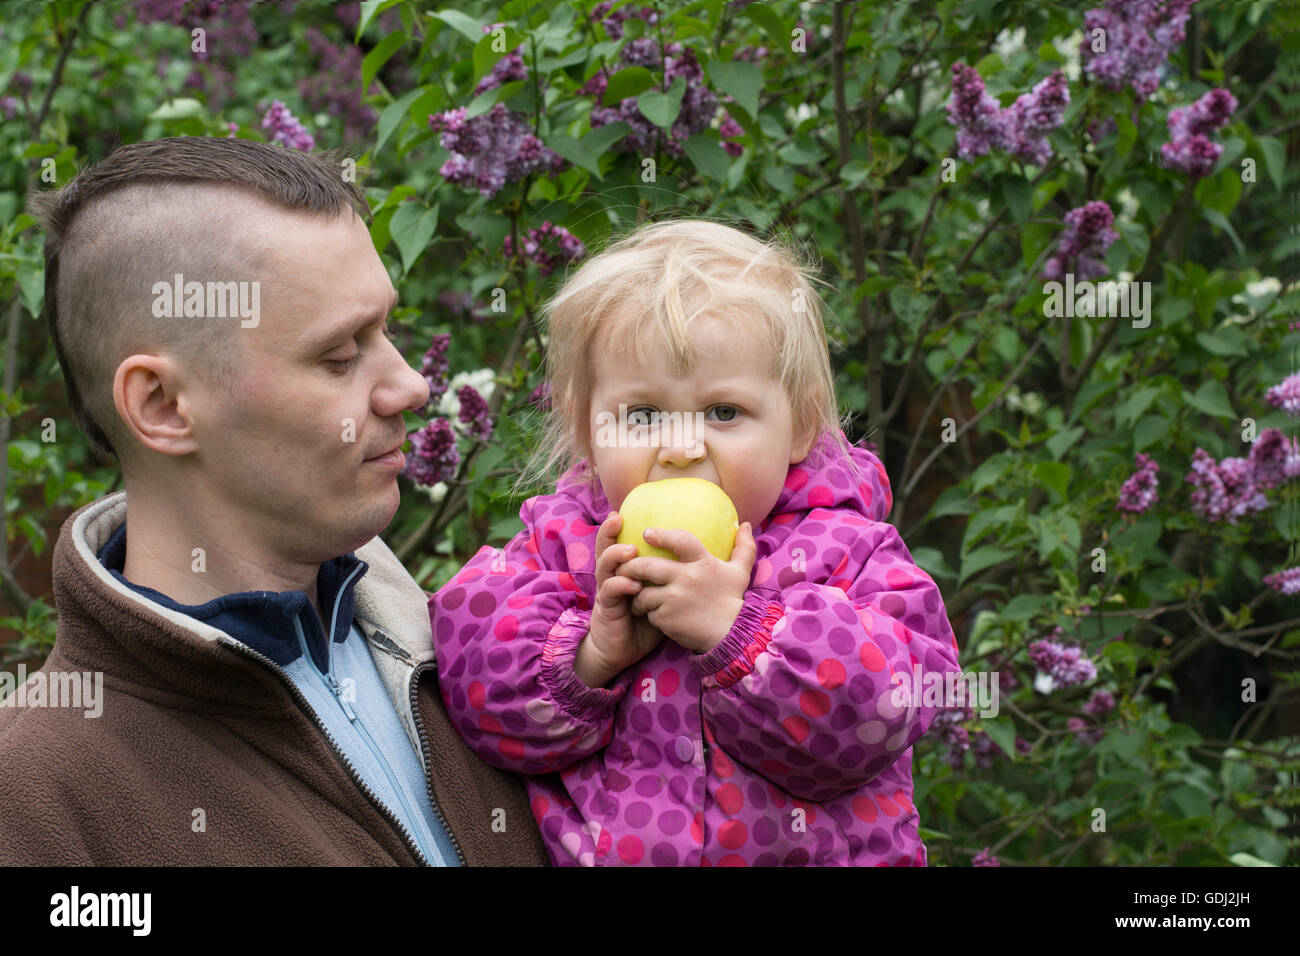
[1115,113,1137,157]
[1000,594,1050,621]
[1195,326,1249,357]
[1194,166,1243,216]
[1031,461,1071,502]
[638,76,686,129]
[357,0,403,40]
[1201,207,1245,258]
[1002,175,1032,222]
[547,121,630,178]
[1186,380,1235,420]
[361,30,405,94]
[17,260,43,317]
[1258,136,1285,192]
[389,202,438,274]
[1228,852,1277,867]
[911,546,956,581]
[603,67,656,106]
[1133,415,1167,452]
[682,133,732,183]
[1045,425,1084,460]
[1111,727,1144,763]
[959,545,1014,586]
[376,87,425,154]
[429,8,483,42]
[708,59,762,120]
[982,718,1017,759]
[1117,385,1162,429]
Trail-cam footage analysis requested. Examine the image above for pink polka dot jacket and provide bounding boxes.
[429,430,961,866]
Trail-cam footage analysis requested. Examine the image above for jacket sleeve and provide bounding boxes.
[429,500,631,776]
[691,521,960,802]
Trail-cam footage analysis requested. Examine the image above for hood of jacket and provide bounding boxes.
[528,429,894,579]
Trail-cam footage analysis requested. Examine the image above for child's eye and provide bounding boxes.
[627,407,658,427]
[710,405,739,422]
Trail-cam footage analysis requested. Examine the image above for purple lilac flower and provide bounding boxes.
[475,23,528,96]
[1088,116,1118,144]
[419,333,451,411]
[972,847,1001,866]
[718,111,745,157]
[928,706,974,768]
[456,385,495,442]
[1265,373,1300,417]
[1067,716,1104,746]
[1042,201,1119,282]
[261,100,315,150]
[226,121,238,136]
[1000,70,1070,166]
[590,2,659,40]
[946,62,1007,160]
[134,0,260,109]
[300,27,379,144]
[429,104,564,197]
[10,72,31,97]
[1263,567,1300,595]
[1081,0,1198,100]
[0,97,16,120]
[438,290,492,324]
[1161,88,1236,178]
[1185,448,1269,524]
[529,380,552,411]
[970,730,998,769]
[1029,634,1098,689]
[1249,429,1300,490]
[402,417,460,487]
[587,41,719,157]
[1015,736,1033,756]
[504,222,586,277]
[1085,690,1116,714]
[1117,452,1160,513]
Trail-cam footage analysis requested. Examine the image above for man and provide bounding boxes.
[0,136,549,865]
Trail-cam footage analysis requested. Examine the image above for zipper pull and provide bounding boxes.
[328,673,358,722]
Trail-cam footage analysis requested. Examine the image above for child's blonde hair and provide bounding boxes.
[510,218,867,500]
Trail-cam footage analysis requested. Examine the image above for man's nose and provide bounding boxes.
[376,343,431,417]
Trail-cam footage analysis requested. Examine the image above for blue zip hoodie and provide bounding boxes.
[97,523,460,866]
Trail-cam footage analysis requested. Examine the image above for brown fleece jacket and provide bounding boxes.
[0,493,550,866]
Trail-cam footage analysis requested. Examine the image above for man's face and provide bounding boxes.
[587,316,813,533]
[184,205,429,564]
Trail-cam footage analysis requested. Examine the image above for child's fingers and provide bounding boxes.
[597,573,642,608]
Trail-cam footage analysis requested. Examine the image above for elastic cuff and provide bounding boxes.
[693,589,784,689]
[540,606,627,722]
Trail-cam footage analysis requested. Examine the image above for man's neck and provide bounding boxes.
[119,487,325,622]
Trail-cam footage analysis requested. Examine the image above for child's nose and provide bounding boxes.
[657,437,706,467]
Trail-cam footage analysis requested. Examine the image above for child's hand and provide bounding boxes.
[574,512,666,688]
[620,522,757,654]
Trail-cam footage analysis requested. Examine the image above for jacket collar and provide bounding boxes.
[96,521,366,673]
[58,492,436,712]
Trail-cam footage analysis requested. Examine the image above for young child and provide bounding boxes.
[429,220,961,866]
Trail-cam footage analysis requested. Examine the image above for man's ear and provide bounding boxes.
[113,353,201,457]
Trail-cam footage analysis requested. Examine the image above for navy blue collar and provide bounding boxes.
[97,522,369,674]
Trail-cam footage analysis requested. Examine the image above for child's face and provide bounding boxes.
[587,317,816,533]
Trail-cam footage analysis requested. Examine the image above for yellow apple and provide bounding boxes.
[616,477,739,561]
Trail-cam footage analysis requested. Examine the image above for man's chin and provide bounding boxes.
[336,485,403,555]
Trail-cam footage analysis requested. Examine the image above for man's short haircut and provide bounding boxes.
[27,136,372,461]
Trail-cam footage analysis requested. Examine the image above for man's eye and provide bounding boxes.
[327,353,362,373]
